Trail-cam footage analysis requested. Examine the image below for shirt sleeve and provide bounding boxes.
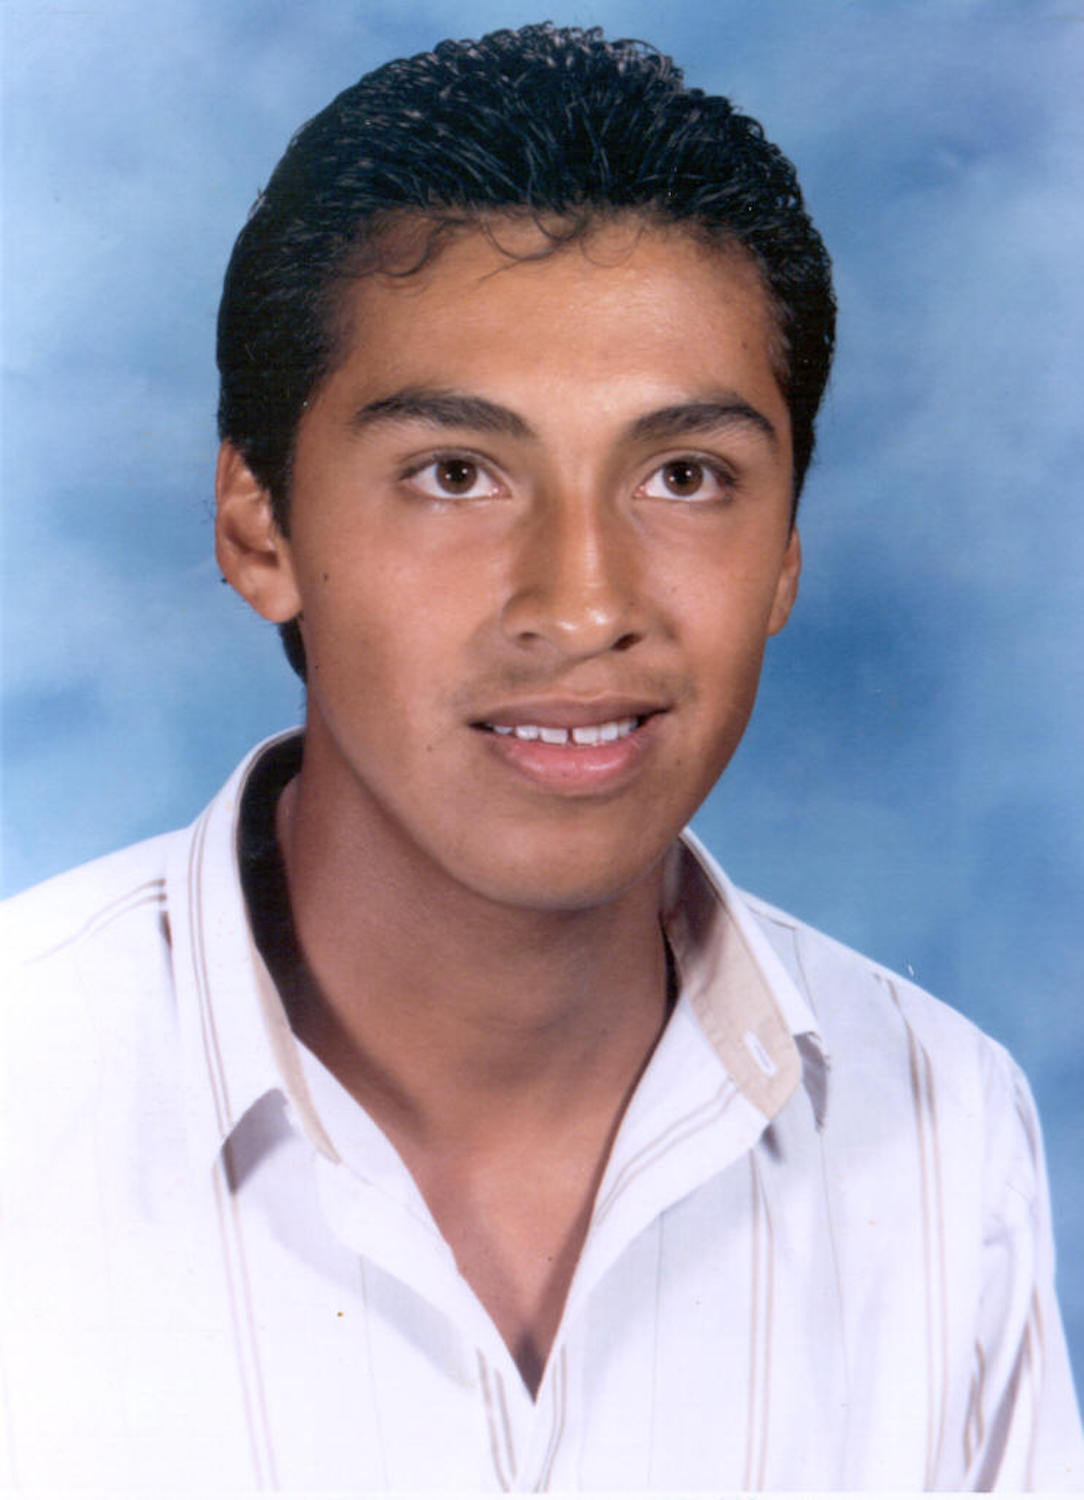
[964,1050,1083,1490]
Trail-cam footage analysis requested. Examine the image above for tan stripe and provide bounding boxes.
[920,1042,950,1480]
[194,816,277,1486]
[357,1262,389,1488]
[79,879,167,941]
[535,1345,568,1491]
[189,810,232,1136]
[812,1127,849,1381]
[211,1159,279,1487]
[975,1341,987,1451]
[494,1369,517,1483]
[477,1353,513,1491]
[887,977,951,1490]
[756,1155,775,1490]
[593,1081,739,1225]
[29,878,166,962]
[903,1013,938,1489]
[647,1220,665,1486]
[786,919,820,1017]
[963,1375,973,1470]
[1024,1292,1043,1487]
[965,1341,987,1469]
[743,1155,762,1490]
[0,1291,20,1489]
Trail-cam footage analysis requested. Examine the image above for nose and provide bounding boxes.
[499,491,646,659]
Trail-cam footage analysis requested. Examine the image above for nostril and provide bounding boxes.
[613,632,640,653]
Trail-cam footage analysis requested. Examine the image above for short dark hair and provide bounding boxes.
[217,22,835,679]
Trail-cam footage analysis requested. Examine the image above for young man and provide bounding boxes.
[2,23,1080,1492]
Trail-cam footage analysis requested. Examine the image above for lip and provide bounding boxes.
[470,698,668,795]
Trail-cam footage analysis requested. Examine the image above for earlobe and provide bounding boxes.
[215,443,303,623]
[767,526,801,636]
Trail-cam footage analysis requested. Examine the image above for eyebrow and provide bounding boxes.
[348,387,777,448]
[624,398,778,448]
[349,389,533,439]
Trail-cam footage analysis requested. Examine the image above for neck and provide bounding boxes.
[274,744,672,1151]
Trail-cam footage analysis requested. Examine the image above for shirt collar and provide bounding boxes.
[167,731,339,1171]
[169,733,828,1170]
[662,830,827,1126]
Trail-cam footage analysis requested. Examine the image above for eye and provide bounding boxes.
[637,457,733,503]
[403,455,506,500]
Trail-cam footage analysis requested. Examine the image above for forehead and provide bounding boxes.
[323,215,786,409]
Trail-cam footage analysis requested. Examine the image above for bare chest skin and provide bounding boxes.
[395,1099,629,1395]
[290,948,667,1398]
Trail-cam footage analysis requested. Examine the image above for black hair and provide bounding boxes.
[217,22,835,679]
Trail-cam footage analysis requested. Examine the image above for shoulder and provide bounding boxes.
[730,889,1081,1489]
[0,834,192,1179]
[1,833,177,970]
[0,834,184,1065]
[741,885,1000,1056]
[735,886,1036,1175]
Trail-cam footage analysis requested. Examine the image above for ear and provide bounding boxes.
[767,525,801,636]
[215,443,303,623]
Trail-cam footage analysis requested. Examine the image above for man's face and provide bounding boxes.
[239,219,800,911]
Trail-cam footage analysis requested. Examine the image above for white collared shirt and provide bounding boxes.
[2,732,1081,1491]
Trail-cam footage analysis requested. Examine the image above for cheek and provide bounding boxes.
[294,565,396,698]
[297,567,474,743]
[684,585,779,736]
[679,556,784,653]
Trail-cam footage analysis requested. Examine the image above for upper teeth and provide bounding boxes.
[489,717,639,745]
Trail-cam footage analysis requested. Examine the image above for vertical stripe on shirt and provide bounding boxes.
[897,980,949,1488]
[210,1159,279,1488]
[1025,1293,1042,1487]
[358,1261,390,1489]
[189,809,232,1138]
[592,1081,740,1227]
[534,1345,568,1491]
[965,1338,987,1469]
[744,1154,774,1489]
[191,809,278,1488]
[477,1352,515,1491]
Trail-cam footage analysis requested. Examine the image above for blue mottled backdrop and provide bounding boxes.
[3,0,1082,1391]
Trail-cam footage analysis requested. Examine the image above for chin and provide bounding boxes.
[456,833,673,916]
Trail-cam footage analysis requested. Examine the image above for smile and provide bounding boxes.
[485,717,642,745]
[472,709,664,795]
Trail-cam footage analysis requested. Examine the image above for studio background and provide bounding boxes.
[4,0,1082,1391]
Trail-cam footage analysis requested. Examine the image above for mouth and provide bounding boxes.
[469,703,666,793]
